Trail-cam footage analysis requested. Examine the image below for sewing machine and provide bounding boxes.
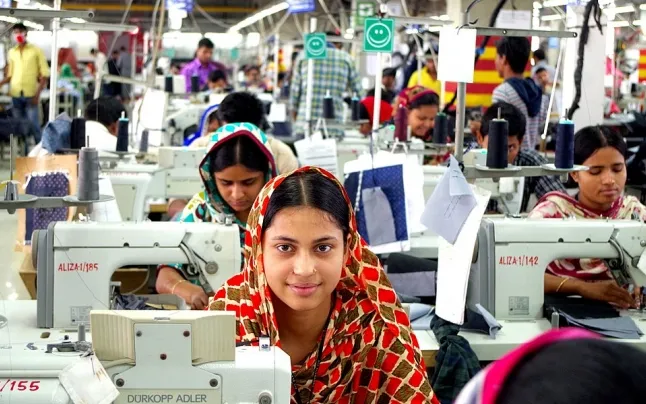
[468,217,646,321]
[103,147,205,219]
[33,221,241,329]
[0,308,291,403]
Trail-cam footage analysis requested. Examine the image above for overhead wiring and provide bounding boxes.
[194,4,232,29]
[566,0,602,121]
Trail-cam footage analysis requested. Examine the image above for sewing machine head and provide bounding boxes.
[90,310,291,404]
[33,221,241,329]
[468,217,646,321]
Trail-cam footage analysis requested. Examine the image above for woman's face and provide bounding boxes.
[571,146,626,211]
[262,206,347,312]
[408,105,438,138]
[213,164,265,215]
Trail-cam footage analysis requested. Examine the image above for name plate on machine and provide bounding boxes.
[117,390,220,404]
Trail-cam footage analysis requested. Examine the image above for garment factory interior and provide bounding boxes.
[3,0,646,402]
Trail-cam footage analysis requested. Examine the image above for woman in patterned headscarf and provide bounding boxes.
[156,122,278,309]
[209,166,438,403]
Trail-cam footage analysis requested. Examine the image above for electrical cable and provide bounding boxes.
[566,0,602,121]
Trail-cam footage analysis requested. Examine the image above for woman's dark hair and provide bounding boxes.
[498,339,646,404]
[409,92,440,110]
[263,171,350,240]
[573,125,627,165]
[210,135,269,173]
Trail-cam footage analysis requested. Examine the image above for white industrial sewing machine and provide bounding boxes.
[33,221,241,329]
[0,309,291,403]
[468,217,646,321]
[104,147,205,220]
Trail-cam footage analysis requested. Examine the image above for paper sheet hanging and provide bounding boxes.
[438,27,477,84]
[435,186,491,325]
[294,137,339,177]
[59,354,120,404]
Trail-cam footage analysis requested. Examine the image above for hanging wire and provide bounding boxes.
[566,0,602,121]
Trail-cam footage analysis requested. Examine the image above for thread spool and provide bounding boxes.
[486,109,509,169]
[555,117,575,169]
[164,75,173,93]
[116,112,129,152]
[433,112,448,144]
[394,106,408,142]
[139,129,149,154]
[351,95,361,121]
[69,117,86,150]
[322,91,335,120]
[77,147,100,201]
[190,75,200,93]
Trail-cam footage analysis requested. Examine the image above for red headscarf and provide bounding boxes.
[360,96,394,124]
[209,166,437,403]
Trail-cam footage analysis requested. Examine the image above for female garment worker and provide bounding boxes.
[156,123,278,309]
[209,167,438,404]
[528,126,646,308]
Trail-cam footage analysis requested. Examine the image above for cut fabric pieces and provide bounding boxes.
[24,171,69,244]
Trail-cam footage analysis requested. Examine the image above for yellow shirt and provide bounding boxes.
[7,43,50,98]
[407,67,442,96]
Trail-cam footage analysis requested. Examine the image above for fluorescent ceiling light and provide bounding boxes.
[533,1,542,9]
[540,14,563,21]
[0,15,43,30]
[58,21,138,33]
[542,0,568,7]
[228,2,288,33]
[605,5,634,14]
[633,20,642,26]
[609,20,629,27]
[641,4,646,11]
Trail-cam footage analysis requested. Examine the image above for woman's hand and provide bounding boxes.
[576,280,636,309]
[178,282,209,310]
[469,119,481,138]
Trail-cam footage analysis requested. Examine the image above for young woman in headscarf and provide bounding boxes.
[156,122,278,309]
[454,328,646,404]
[209,167,438,403]
[528,125,646,309]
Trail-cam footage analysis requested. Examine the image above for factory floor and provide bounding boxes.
[0,161,30,301]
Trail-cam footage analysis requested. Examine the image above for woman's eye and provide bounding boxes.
[277,245,293,253]
[317,245,332,253]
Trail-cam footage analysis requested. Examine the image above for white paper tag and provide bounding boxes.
[294,137,339,177]
[438,27,477,83]
[59,355,120,404]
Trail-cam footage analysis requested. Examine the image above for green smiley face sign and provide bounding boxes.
[363,18,395,53]
[305,33,328,60]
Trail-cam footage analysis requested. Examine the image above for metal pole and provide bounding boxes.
[372,54,383,132]
[305,17,317,137]
[454,12,468,163]
[48,0,62,121]
[273,33,280,98]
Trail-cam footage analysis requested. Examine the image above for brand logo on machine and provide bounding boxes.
[125,394,208,403]
[58,262,99,272]
[499,255,539,267]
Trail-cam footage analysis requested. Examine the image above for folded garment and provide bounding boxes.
[462,304,502,338]
[113,294,172,311]
[557,310,643,340]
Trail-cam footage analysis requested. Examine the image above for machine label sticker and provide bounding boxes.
[122,393,209,403]
[499,255,539,267]
[509,296,530,316]
[58,262,99,272]
[0,380,41,391]
[70,306,92,324]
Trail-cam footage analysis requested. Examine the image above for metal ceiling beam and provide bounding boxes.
[61,3,257,13]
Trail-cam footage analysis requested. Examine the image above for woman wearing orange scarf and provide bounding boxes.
[209,166,437,403]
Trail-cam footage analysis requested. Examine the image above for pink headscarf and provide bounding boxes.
[454,328,600,404]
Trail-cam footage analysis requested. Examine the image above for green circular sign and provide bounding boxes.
[365,21,392,49]
[306,36,326,57]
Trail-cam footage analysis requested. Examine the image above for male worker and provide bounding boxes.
[531,48,556,82]
[0,23,49,143]
[367,67,397,105]
[206,70,231,93]
[181,38,227,93]
[117,46,133,101]
[492,37,548,150]
[474,101,565,212]
[290,32,362,124]
[407,48,441,97]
